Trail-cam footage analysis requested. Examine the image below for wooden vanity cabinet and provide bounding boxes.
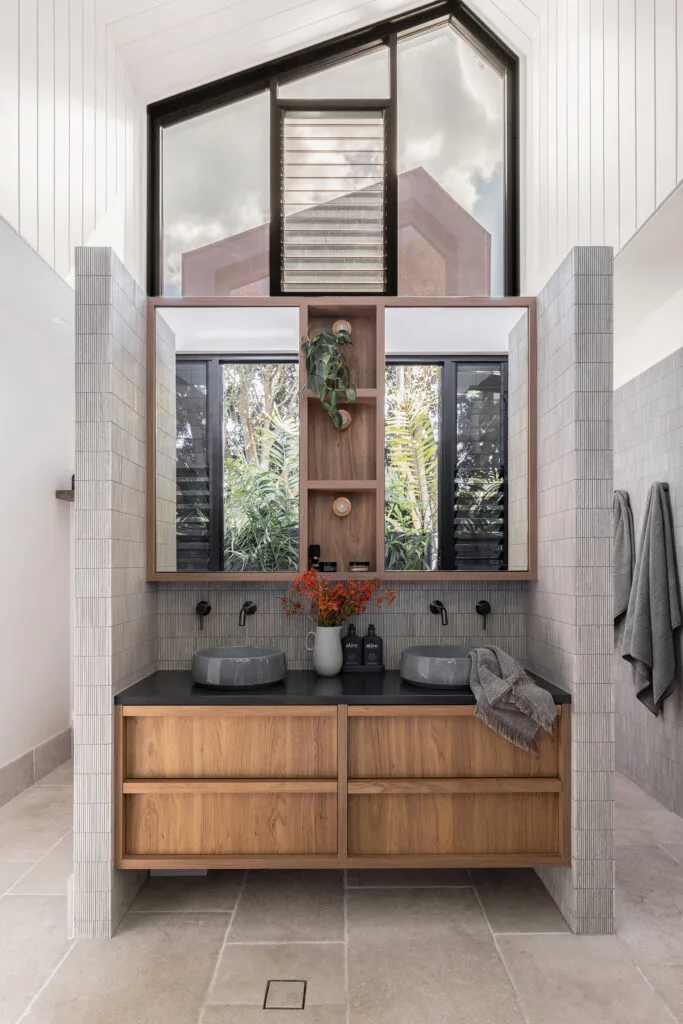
[116,704,570,869]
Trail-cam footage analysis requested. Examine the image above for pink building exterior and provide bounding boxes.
[181,167,491,297]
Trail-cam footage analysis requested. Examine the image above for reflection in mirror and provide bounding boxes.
[384,307,529,572]
[155,307,300,573]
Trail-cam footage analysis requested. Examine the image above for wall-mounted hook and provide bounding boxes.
[476,600,491,632]
[195,600,211,631]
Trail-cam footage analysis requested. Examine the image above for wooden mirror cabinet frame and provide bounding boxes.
[146,295,537,582]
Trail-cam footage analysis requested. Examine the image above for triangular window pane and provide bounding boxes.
[278,47,389,99]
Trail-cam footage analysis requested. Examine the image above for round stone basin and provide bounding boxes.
[192,645,286,689]
[400,644,471,689]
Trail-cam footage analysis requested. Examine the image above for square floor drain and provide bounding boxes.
[263,980,307,1010]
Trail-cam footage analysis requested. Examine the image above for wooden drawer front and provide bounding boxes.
[125,710,337,779]
[126,791,337,856]
[348,793,560,857]
[348,710,559,779]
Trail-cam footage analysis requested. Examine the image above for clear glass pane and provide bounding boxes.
[282,109,387,292]
[223,363,299,571]
[278,47,389,99]
[397,23,505,296]
[384,364,441,570]
[454,363,505,570]
[175,362,210,572]
[162,92,270,297]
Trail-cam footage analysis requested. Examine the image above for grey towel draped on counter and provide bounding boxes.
[469,646,556,752]
[613,489,635,621]
[621,482,682,715]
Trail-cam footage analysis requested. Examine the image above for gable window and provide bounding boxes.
[149,1,518,298]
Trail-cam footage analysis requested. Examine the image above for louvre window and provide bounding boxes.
[280,109,387,293]
[175,362,210,572]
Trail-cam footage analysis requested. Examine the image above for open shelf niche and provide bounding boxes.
[300,302,384,577]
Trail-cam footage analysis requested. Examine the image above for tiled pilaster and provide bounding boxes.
[155,313,177,571]
[527,247,614,934]
[73,247,157,938]
[507,312,529,570]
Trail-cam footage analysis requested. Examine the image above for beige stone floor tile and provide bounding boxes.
[35,760,73,786]
[130,870,245,913]
[0,785,72,861]
[0,860,31,895]
[471,868,570,933]
[641,964,683,1023]
[0,895,73,1024]
[23,912,229,1024]
[497,933,676,1024]
[346,867,470,887]
[210,942,345,1007]
[614,773,664,813]
[616,843,683,966]
[10,834,73,895]
[661,843,683,866]
[634,809,683,845]
[229,871,344,942]
[202,1008,347,1024]
[347,886,524,1024]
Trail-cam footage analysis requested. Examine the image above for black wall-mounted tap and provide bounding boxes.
[195,600,211,631]
[476,600,492,631]
[239,600,257,627]
[429,600,448,626]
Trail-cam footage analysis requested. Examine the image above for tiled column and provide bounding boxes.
[154,314,177,571]
[73,247,157,938]
[507,313,529,571]
[526,247,614,934]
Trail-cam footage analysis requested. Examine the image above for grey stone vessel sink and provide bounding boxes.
[400,645,471,689]
[192,645,286,689]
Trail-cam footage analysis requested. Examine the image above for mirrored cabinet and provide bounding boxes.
[149,297,535,581]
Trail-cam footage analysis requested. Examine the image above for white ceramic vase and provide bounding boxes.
[306,625,343,676]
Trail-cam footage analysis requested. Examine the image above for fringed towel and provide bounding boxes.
[469,646,557,752]
[614,489,635,622]
[622,482,682,715]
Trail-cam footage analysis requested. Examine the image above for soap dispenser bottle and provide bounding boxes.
[362,624,383,667]
[342,623,362,667]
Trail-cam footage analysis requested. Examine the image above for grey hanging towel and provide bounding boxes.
[622,482,682,715]
[613,490,635,621]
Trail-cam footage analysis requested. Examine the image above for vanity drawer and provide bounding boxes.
[123,707,337,779]
[347,707,561,779]
[124,784,337,856]
[347,790,561,858]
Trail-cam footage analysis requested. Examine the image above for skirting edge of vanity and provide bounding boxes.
[114,671,571,872]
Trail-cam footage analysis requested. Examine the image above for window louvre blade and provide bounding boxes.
[281,109,387,293]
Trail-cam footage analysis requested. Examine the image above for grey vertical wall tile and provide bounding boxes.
[528,246,614,935]
[72,247,156,939]
[614,346,683,815]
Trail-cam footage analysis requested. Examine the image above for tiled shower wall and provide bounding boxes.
[73,248,156,938]
[157,581,526,670]
[527,247,614,934]
[614,349,683,815]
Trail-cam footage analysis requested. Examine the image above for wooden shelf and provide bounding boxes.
[306,389,377,404]
[307,480,377,492]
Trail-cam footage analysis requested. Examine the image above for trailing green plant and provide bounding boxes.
[301,325,356,429]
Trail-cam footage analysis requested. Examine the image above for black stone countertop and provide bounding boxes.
[114,670,571,706]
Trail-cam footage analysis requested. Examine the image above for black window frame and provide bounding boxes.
[175,353,299,573]
[385,355,508,571]
[148,0,519,298]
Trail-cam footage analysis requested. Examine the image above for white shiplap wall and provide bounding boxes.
[0,0,145,283]
[525,0,683,292]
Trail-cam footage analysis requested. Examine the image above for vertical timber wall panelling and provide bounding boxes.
[525,0,683,295]
[507,315,529,571]
[74,247,156,938]
[0,0,145,282]
[615,349,683,814]
[157,582,527,671]
[527,247,614,934]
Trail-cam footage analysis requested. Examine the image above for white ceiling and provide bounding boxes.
[95,0,540,103]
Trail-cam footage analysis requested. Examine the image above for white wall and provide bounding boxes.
[0,219,74,768]
[0,0,145,284]
[524,0,683,294]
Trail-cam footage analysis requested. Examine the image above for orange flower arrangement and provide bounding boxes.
[282,570,396,627]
